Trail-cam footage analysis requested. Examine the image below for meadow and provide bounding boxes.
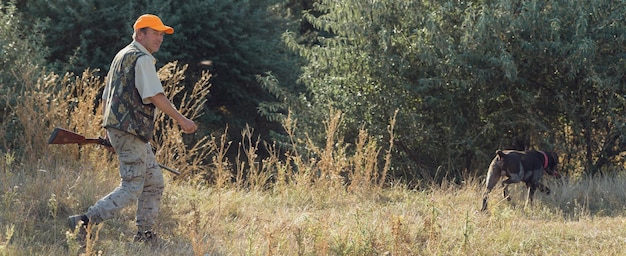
[3,162,626,256]
[2,64,626,255]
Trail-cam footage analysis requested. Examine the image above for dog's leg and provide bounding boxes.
[501,182,511,201]
[482,181,499,211]
[481,189,491,211]
[481,160,502,211]
[501,178,517,201]
[537,182,551,195]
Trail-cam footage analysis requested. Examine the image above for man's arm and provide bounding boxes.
[149,93,198,134]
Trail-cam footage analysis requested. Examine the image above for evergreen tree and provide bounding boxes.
[18,0,301,155]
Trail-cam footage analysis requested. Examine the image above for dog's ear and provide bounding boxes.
[549,152,558,163]
[550,151,559,169]
[496,150,506,159]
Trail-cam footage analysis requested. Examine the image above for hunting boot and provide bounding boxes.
[67,214,90,241]
[134,230,157,244]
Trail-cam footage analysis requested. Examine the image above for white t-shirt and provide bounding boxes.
[132,41,165,104]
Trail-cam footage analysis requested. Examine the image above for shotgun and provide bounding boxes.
[48,127,181,175]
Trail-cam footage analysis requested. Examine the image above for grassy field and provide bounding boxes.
[3,64,626,255]
[2,162,626,256]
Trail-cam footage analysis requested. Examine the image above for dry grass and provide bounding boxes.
[4,166,626,255]
[2,65,626,255]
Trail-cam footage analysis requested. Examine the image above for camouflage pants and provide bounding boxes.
[86,128,164,232]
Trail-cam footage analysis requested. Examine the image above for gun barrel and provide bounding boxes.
[158,164,181,175]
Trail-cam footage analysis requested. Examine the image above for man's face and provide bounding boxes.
[136,28,165,53]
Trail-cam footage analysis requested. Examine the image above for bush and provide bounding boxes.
[0,0,48,152]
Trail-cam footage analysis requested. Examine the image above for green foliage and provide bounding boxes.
[0,1,47,86]
[463,0,626,175]
[19,0,135,74]
[161,0,301,131]
[0,0,48,152]
[18,0,299,134]
[7,0,626,182]
[283,0,626,181]
[284,0,483,181]
[13,0,302,165]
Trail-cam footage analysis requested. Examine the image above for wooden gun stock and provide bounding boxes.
[48,127,112,147]
[47,127,180,175]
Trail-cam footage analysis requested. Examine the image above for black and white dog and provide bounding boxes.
[481,150,559,211]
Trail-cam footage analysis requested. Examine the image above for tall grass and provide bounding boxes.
[2,66,626,255]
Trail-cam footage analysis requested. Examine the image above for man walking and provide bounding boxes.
[68,14,197,243]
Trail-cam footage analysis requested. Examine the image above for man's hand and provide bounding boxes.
[99,137,116,153]
[149,93,198,134]
[179,117,198,134]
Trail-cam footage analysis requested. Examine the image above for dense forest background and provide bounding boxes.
[2,0,626,184]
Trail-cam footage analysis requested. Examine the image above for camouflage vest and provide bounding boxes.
[103,44,155,142]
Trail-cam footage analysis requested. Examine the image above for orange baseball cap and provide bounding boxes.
[133,14,174,34]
